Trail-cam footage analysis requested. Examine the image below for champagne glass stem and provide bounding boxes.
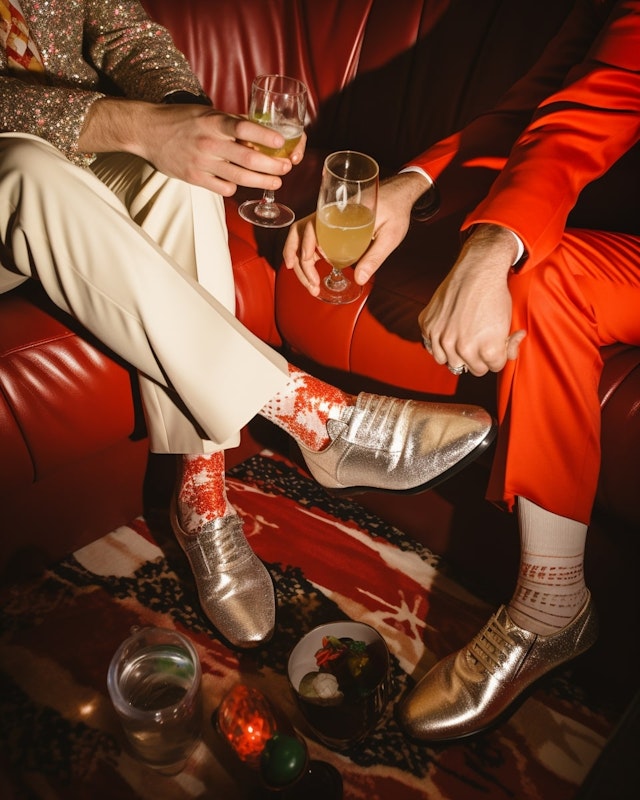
[255,190,279,220]
[325,267,349,293]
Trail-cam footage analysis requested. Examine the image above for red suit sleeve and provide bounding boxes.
[407,0,640,267]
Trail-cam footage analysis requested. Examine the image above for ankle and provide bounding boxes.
[178,499,235,536]
[507,586,589,636]
[260,365,354,451]
[178,453,231,535]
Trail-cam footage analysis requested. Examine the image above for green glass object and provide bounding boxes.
[260,733,307,787]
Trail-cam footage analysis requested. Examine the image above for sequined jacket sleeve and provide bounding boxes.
[0,0,207,165]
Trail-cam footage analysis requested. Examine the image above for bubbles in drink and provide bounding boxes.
[253,122,303,157]
[316,203,375,270]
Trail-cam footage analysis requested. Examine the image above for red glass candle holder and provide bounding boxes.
[217,684,278,769]
[215,683,342,797]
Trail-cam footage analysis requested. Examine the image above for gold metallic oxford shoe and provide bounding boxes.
[170,498,275,649]
[299,392,496,494]
[397,593,598,742]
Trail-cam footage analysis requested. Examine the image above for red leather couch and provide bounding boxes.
[1,0,639,577]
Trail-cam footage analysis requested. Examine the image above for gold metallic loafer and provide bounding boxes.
[397,593,598,742]
[299,392,496,493]
[170,498,275,649]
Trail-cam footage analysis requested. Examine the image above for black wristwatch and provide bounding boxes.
[162,90,212,106]
[410,182,440,222]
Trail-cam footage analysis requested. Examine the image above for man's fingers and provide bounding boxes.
[506,329,527,360]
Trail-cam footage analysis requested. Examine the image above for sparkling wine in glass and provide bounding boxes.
[315,150,378,304]
[238,74,307,228]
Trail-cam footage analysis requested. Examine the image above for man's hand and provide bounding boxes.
[283,170,428,296]
[352,171,427,286]
[419,224,526,376]
[78,98,306,194]
[282,211,323,295]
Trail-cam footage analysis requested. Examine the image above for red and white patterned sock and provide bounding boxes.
[259,364,354,451]
[177,451,233,535]
[507,497,589,635]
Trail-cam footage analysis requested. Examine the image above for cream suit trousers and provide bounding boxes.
[0,133,289,454]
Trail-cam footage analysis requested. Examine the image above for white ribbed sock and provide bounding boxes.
[507,497,589,635]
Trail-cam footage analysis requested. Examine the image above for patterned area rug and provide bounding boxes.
[0,452,616,799]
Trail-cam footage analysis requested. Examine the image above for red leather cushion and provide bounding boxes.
[226,201,281,346]
[275,264,371,370]
[597,346,640,527]
[0,392,33,490]
[0,288,137,485]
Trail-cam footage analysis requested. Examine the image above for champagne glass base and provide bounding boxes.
[239,199,295,228]
[317,274,363,305]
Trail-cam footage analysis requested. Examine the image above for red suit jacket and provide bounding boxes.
[408,0,640,268]
[409,0,640,522]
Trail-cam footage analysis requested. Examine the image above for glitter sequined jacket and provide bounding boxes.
[0,0,206,164]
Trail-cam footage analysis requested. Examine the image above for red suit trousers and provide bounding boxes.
[488,227,640,524]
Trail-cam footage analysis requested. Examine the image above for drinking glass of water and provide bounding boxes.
[107,626,202,774]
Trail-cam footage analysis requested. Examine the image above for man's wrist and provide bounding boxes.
[162,90,212,106]
[505,229,526,266]
[465,223,525,270]
[398,166,439,221]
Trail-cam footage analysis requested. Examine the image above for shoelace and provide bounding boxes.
[183,515,254,573]
[469,613,517,675]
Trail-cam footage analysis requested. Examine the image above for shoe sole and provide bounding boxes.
[326,419,498,496]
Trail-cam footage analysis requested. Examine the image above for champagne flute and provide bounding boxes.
[315,150,378,304]
[238,74,307,228]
